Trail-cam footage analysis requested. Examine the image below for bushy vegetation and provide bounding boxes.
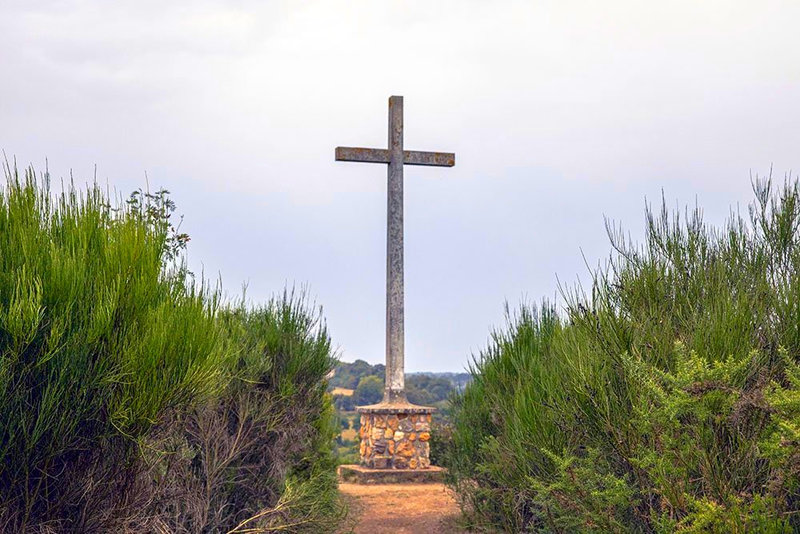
[0,165,343,532]
[444,178,800,533]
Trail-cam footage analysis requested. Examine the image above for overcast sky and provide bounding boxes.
[2,1,799,371]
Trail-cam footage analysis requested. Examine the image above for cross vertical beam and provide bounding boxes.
[335,96,454,405]
[386,95,405,402]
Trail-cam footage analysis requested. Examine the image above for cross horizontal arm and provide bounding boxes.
[335,147,389,163]
[335,147,455,167]
[403,150,455,167]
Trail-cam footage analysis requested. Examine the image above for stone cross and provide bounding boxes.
[335,96,455,404]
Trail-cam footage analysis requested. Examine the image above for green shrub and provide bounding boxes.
[0,165,343,532]
[0,166,228,531]
[142,291,344,533]
[445,178,800,532]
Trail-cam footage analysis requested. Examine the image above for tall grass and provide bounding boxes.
[445,178,800,533]
[0,165,343,532]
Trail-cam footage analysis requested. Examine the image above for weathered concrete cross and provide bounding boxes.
[335,96,455,404]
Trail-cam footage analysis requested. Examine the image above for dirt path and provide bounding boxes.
[338,482,464,533]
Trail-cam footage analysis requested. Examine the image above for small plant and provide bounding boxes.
[125,187,190,262]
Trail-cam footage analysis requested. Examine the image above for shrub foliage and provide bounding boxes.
[0,165,342,532]
[445,178,800,533]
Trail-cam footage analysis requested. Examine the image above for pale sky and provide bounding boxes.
[2,1,799,371]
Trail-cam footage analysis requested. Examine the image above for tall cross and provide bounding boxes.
[335,96,455,404]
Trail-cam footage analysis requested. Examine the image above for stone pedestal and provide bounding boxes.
[357,402,435,469]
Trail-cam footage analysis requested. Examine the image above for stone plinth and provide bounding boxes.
[357,402,435,469]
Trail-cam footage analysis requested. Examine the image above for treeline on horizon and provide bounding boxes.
[0,166,343,532]
[328,359,470,410]
[442,177,800,533]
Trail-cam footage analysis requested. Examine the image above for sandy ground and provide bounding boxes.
[338,482,465,534]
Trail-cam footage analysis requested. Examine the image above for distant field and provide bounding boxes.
[332,387,354,396]
[341,428,358,441]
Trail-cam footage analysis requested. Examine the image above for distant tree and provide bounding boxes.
[333,394,355,411]
[406,385,434,406]
[354,375,383,405]
[347,360,372,387]
[329,359,386,390]
[407,375,453,404]
[427,377,453,401]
